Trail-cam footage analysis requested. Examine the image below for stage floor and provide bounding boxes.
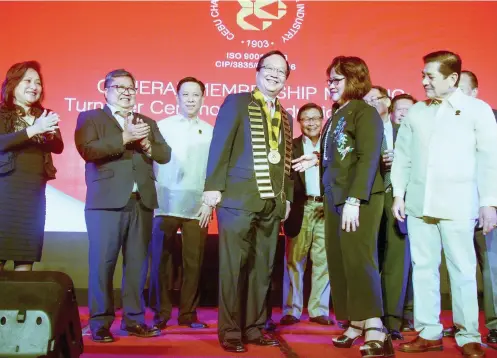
[80,308,497,358]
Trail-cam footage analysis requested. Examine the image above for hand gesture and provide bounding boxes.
[123,116,150,144]
[197,204,213,228]
[34,110,60,135]
[202,191,222,208]
[392,196,406,222]
[341,203,359,232]
[479,206,497,235]
[282,200,291,222]
[292,153,318,172]
[382,149,394,168]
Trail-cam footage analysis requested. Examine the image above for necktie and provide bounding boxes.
[381,135,392,190]
[267,100,277,124]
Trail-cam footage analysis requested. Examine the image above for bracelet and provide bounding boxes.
[345,197,361,206]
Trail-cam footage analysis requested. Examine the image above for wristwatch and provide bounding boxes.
[345,197,361,206]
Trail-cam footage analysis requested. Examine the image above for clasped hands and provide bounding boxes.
[27,110,60,138]
[123,117,151,152]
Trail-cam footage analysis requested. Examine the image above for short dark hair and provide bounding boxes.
[104,69,136,89]
[256,50,291,78]
[176,76,206,96]
[461,70,479,89]
[391,93,418,112]
[297,103,324,122]
[1,60,44,112]
[326,56,372,103]
[371,85,390,100]
[423,50,462,86]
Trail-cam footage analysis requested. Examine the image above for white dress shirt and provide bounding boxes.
[302,135,321,196]
[391,88,497,220]
[384,119,393,150]
[106,103,138,192]
[154,114,213,219]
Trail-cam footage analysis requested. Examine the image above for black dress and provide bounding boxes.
[0,110,63,262]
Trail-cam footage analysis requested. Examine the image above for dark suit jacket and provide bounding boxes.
[74,105,170,210]
[204,92,293,219]
[0,107,63,179]
[322,99,384,205]
[493,109,497,121]
[283,135,322,238]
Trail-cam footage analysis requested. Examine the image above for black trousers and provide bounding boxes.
[86,195,153,331]
[380,191,413,330]
[216,200,280,341]
[324,191,384,321]
[149,215,207,323]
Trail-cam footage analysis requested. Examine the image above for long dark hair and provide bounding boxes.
[0,61,45,132]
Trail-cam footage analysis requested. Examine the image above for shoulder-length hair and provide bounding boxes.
[0,60,44,117]
[326,56,371,103]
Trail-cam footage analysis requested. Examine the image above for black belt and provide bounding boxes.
[306,195,323,202]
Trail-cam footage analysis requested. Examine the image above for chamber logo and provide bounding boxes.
[210,0,305,44]
[237,0,287,31]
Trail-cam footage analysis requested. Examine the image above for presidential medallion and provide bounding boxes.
[267,149,281,164]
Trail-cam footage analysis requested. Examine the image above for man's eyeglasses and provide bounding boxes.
[300,117,323,125]
[108,85,138,95]
[327,78,345,87]
[261,66,287,78]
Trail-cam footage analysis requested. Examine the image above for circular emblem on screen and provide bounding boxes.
[209,0,305,46]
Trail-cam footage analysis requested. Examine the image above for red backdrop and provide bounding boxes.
[1,1,496,233]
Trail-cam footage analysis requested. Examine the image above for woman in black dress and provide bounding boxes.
[293,56,392,357]
[0,61,63,271]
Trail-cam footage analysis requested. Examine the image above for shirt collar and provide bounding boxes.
[179,113,200,124]
[427,88,462,108]
[107,103,133,116]
[302,134,320,147]
[261,93,277,106]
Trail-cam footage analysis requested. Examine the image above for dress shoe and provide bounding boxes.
[120,323,161,338]
[91,327,114,343]
[398,336,443,353]
[443,325,459,338]
[389,329,404,340]
[280,315,300,325]
[400,319,415,332]
[244,334,280,346]
[265,318,277,332]
[178,319,208,329]
[461,342,485,357]
[153,319,168,331]
[487,329,497,344]
[220,338,246,353]
[310,315,335,325]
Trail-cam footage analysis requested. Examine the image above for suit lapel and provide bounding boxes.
[295,136,306,187]
[393,123,399,147]
[102,105,125,132]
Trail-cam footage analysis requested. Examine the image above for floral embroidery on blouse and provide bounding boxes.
[333,116,354,160]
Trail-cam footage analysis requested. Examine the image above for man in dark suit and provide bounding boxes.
[442,70,497,345]
[364,87,416,339]
[280,103,333,326]
[75,69,171,343]
[203,50,293,353]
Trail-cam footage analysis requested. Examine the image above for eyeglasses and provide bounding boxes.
[108,85,138,95]
[327,78,345,87]
[300,117,323,125]
[261,66,287,78]
[364,96,387,104]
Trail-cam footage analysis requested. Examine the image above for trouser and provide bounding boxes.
[408,216,481,346]
[86,195,152,330]
[149,215,207,323]
[283,200,330,318]
[217,200,280,340]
